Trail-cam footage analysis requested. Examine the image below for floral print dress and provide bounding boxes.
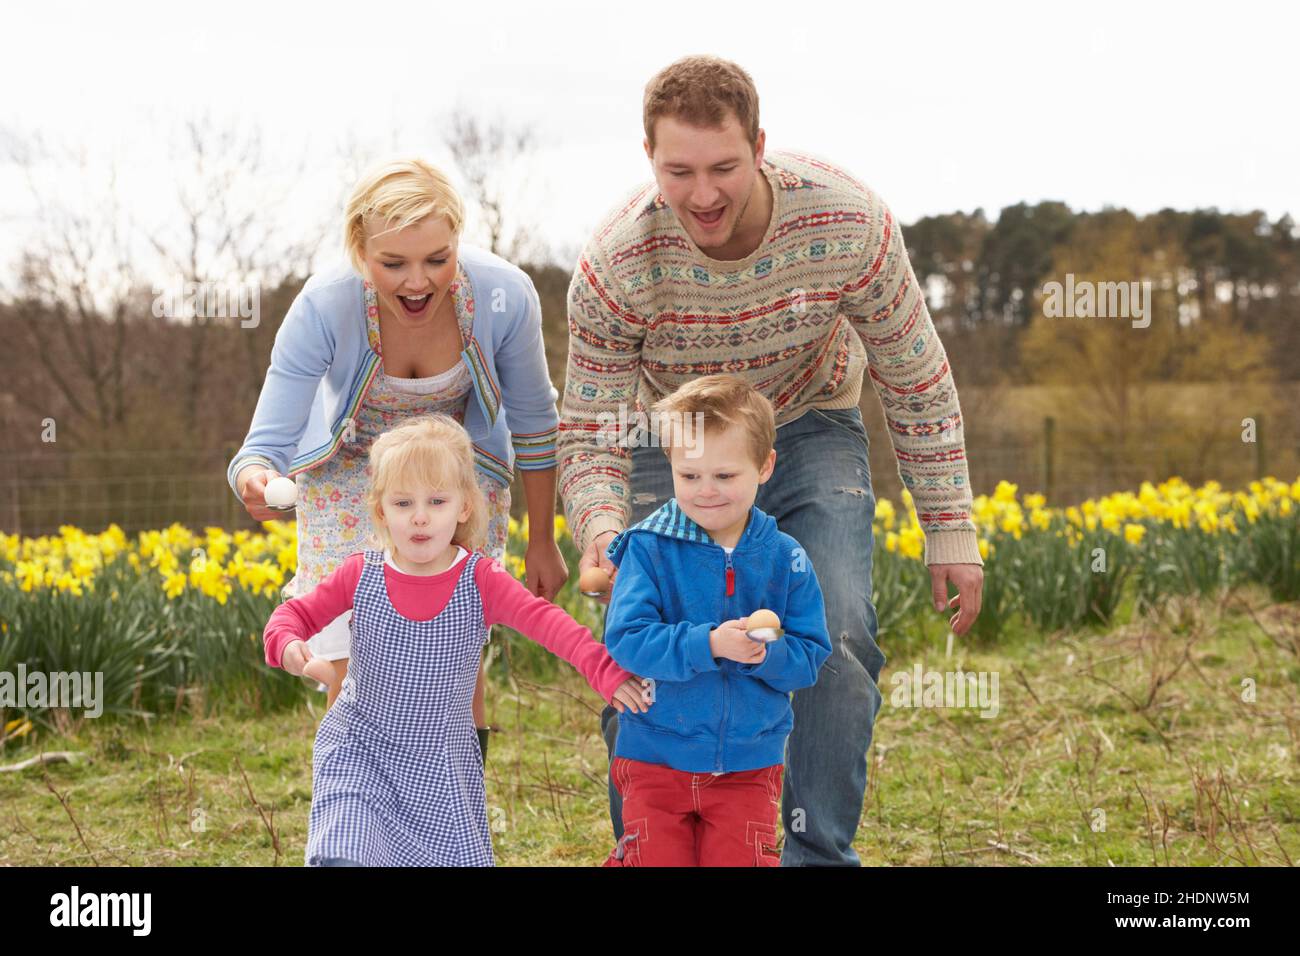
[287,266,511,659]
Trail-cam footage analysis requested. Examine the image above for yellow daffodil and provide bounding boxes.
[163,572,187,599]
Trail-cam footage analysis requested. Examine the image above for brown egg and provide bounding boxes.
[747,608,781,630]
[579,566,611,594]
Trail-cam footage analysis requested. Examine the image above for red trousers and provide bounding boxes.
[602,756,784,867]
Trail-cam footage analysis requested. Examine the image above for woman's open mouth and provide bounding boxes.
[398,293,432,316]
[691,206,726,229]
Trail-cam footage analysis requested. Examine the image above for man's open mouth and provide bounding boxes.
[691,206,726,227]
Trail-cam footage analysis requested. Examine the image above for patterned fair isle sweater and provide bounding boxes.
[557,150,981,567]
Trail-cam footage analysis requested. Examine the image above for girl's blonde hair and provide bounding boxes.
[344,158,466,276]
[366,415,487,553]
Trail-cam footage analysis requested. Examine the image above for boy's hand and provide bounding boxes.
[710,619,767,665]
[610,676,653,714]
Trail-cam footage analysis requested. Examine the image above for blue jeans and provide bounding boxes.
[599,405,885,866]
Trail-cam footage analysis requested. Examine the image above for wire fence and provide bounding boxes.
[2,419,1293,538]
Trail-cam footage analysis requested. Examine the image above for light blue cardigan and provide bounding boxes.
[226,243,559,500]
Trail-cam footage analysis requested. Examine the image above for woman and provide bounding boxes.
[227,157,568,757]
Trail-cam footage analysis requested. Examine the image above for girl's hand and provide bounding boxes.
[524,537,569,603]
[280,639,311,677]
[284,639,337,687]
[610,677,653,714]
[238,466,292,522]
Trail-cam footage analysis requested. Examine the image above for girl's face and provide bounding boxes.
[376,480,471,574]
[360,215,459,329]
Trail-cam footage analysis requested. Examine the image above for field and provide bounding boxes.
[2,477,1297,865]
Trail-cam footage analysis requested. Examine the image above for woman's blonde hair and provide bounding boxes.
[344,158,466,276]
[365,415,487,553]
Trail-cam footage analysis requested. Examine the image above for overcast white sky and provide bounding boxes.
[2,0,1296,279]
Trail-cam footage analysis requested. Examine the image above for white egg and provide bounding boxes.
[264,476,298,508]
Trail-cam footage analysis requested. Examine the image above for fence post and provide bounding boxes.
[5,454,19,538]
[1252,412,1265,479]
[223,443,238,530]
[1042,416,1056,502]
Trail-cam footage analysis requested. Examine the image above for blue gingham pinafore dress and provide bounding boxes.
[305,548,493,866]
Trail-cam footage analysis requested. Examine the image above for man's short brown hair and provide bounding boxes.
[651,374,775,470]
[643,55,760,153]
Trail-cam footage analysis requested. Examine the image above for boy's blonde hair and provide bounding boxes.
[643,56,761,153]
[651,374,775,470]
[366,415,487,553]
[344,158,465,276]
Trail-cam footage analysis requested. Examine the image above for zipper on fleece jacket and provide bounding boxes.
[715,548,735,772]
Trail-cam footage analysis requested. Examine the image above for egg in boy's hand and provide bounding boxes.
[745,608,783,643]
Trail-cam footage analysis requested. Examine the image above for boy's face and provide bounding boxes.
[376,481,471,571]
[668,422,776,545]
[644,113,766,255]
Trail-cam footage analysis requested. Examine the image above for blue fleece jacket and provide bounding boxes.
[603,499,832,773]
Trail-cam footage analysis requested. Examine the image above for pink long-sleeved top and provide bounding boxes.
[263,549,635,705]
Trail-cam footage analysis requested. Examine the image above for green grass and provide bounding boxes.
[2,589,1297,866]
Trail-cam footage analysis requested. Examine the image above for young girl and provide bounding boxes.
[263,414,651,866]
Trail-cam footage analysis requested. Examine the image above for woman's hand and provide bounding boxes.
[238,465,293,522]
[524,537,569,603]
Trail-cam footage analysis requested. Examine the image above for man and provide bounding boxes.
[558,55,984,866]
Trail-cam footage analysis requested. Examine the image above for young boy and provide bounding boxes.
[600,374,832,867]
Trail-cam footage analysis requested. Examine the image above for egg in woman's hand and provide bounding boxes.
[263,476,298,508]
[579,566,611,596]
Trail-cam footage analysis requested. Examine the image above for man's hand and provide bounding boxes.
[929,563,984,637]
[578,529,620,605]
[710,619,767,665]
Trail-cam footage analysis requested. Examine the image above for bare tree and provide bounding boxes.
[3,133,140,448]
[442,109,547,264]
[139,115,327,431]
[1,118,333,452]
